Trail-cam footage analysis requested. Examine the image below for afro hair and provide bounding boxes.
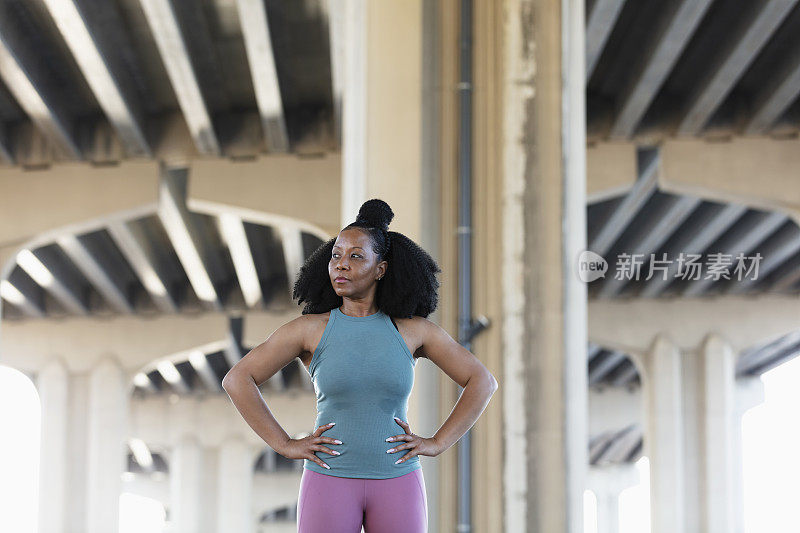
[291,198,441,318]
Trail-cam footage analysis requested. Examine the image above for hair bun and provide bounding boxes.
[355,198,394,230]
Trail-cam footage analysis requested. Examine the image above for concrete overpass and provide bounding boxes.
[0,0,799,532]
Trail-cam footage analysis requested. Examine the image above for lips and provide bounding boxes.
[335,277,349,282]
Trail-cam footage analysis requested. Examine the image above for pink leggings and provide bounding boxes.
[297,467,428,532]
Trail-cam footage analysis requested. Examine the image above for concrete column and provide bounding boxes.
[171,435,203,533]
[216,436,254,533]
[501,0,588,530]
[86,357,129,533]
[37,358,69,533]
[731,375,764,533]
[701,333,736,533]
[340,0,367,224]
[587,464,640,533]
[641,334,685,533]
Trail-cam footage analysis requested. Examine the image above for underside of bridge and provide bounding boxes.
[0,0,799,530]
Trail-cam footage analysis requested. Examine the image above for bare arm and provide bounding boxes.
[221,316,310,456]
[417,318,499,454]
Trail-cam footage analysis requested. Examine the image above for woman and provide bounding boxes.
[223,198,498,532]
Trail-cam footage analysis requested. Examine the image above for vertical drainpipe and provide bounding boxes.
[456,0,473,529]
[456,0,489,530]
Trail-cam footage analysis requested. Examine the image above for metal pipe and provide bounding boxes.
[456,0,473,530]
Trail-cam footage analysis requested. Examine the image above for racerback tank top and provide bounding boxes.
[303,306,422,479]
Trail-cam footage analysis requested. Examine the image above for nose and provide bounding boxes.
[335,256,350,271]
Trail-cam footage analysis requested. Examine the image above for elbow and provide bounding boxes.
[221,370,241,391]
[473,372,498,392]
[223,369,256,392]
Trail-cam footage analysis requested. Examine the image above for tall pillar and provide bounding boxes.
[586,464,640,533]
[642,334,685,533]
[732,375,765,533]
[216,436,254,533]
[340,0,368,222]
[86,357,129,533]
[501,0,588,531]
[37,358,69,533]
[171,435,203,533]
[701,333,736,533]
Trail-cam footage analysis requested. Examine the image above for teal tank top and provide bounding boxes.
[303,306,422,479]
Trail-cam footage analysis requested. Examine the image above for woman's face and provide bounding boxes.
[329,228,387,297]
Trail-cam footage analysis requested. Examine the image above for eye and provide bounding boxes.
[332,252,339,258]
[352,253,361,258]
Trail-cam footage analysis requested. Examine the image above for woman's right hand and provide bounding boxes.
[279,422,342,469]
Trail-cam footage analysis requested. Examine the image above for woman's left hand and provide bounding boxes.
[385,416,441,463]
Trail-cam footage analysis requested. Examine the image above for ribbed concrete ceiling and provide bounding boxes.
[0,0,335,165]
[587,0,800,141]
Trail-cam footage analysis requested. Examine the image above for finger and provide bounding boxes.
[394,450,417,464]
[307,454,330,469]
[314,422,336,436]
[313,445,340,456]
[386,434,412,442]
[386,442,414,453]
[319,436,343,445]
[393,417,412,434]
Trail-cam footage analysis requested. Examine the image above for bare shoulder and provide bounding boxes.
[292,311,332,364]
[393,315,440,359]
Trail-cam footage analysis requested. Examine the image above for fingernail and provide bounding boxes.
[393,417,399,420]
[330,422,336,426]
[386,437,393,442]
[323,464,330,469]
[334,439,342,444]
[394,459,401,464]
[386,449,394,453]
[332,451,341,455]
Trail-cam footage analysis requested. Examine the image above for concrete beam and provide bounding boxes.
[324,0,345,146]
[0,161,159,256]
[0,307,298,375]
[217,214,263,309]
[597,194,699,298]
[745,44,800,134]
[588,294,800,356]
[586,142,637,203]
[678,0,798,136]
[725,220,800,295]
[610,0,712,138]
[585,0,626,79]
[589,149,658,256]
[129,390,315,450]
[56,233,134,314]
[158,166,222,311]
[186,154,341,235]
[660,137,800,213]
[235,0,290,153]
[0,279,45,317]
[588,350,627,385]
[681,211,787,296]
[15,248,88,316]
[139,0,220,156]
[41,0,151,157]
[639,202,747,298]
[106,219,178,313]
[0,4,81,159]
